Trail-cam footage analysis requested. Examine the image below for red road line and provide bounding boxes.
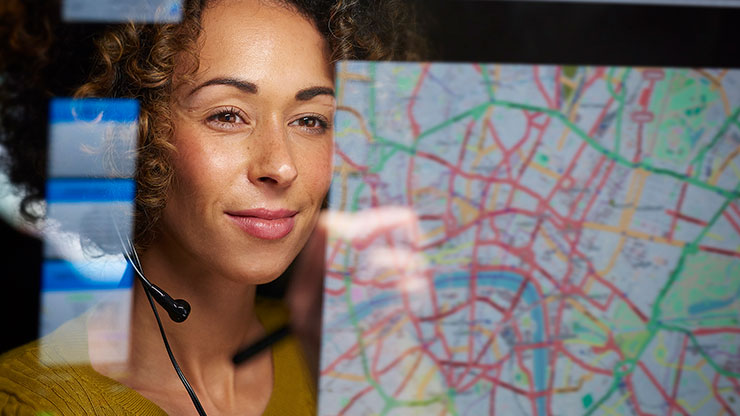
[371,332,385,380]
[486,119,512,179]
[668,334,689,416]
[713,373,738,416]
[455,338,506,391]
[543,141,589,205]
[728,375,740,391]
[566,154,607,219]
[637,361,690,416]
[665,209,709,227]
[519,116,551,182]
[481,373,531,397]
[622,373,653,416]
[730,201,740,219]
[699,245,740,259]
[320,307,405,375]
[588,95,616,138]
[634,80,656,163]
[534,66,555,109]
[507,110,537,159]
[667,167,691,241]
[694,327,740,336]
[723,211,740,236]
[321,341,361,376]
[408,64,431,138]
[439,355,510,370]
[377,346,422,376]
[392,351,423,397]
[419,299,470,322]
[505,280,529,318]
[338,385,374,416]
[476,296,507,314]
[578,160,616,223]
[587,272,649,323]
[559,346,613,376]
[335,147,369,172]
[583,67,605,91]
[326,286,346,296]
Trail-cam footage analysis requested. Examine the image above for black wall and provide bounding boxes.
[424,0,740,67]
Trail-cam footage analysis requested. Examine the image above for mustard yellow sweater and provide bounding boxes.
[0,298,316,415]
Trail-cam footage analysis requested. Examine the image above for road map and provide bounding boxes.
[318,63,740,415]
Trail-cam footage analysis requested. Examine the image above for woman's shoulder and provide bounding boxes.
[0,339,49,414]
[0,335,95,414]
[0,317,90,414]
[0,316,165,416]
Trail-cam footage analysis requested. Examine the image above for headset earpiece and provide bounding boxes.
[145,282,191,323]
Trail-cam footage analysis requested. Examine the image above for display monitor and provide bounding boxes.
[319,62,740,415]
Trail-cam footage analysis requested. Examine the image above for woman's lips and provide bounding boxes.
[226,209,297,240]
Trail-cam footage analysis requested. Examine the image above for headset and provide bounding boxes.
[118,232,208,416]
[115,228,291,415]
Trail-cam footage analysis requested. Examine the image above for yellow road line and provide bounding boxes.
[539,227,571,264]
[328,371,367,382]
[415,366,440,400]
[583,223,686,248]
[529,161,562,180]
[708,145,740,186]
[602,391,631,416]
[567,298,611,335]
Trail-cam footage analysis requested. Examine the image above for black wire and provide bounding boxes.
[232,324,291,365]
[141,279,208,416]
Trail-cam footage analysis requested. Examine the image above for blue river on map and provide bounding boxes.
[434,271,547,415]
[688,283,740,315]
[334,270,548,415]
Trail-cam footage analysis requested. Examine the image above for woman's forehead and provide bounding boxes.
[187,0,332,94]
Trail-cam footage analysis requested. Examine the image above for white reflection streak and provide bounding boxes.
[324,206,428,293]
[367,247,428,292]
[322,206,420,243]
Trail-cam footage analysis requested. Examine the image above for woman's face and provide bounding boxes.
[156,0,334,283]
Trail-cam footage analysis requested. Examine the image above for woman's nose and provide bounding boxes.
[246,120,298,188]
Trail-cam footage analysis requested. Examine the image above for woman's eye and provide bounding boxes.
[290,115,329,134]
[299,117,318,128]
[205,108,247,130]
[216,112,239,123]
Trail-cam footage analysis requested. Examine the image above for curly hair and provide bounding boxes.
[1,0,426,248]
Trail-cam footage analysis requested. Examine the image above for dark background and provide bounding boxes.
[2,0,740,354]
[424,0,740,67]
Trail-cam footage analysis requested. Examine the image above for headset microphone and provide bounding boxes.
[140,280,191,323]
[115,216,206,414]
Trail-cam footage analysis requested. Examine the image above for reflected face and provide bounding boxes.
[154,0,334,283]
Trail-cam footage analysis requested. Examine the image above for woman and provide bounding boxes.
[0,0,423,414]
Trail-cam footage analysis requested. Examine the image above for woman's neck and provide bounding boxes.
[90,243,273,415]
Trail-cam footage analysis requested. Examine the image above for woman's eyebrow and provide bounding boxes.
[187,77,258,97]
[295,86,335,101]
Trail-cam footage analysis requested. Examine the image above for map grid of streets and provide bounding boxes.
[319,62,740,416]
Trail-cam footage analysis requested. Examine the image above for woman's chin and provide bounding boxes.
[219,260,294,286]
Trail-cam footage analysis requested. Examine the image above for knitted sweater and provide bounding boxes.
[0,298,316,415]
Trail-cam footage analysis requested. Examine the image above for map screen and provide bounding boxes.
[319,62,740,415]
